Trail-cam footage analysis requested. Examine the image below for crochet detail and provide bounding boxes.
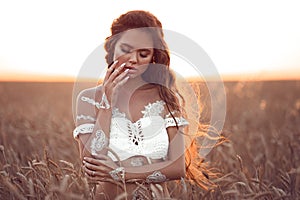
[112,107,126,118]
[165,111,177,118]
[164,117,189,128]
[142,100,165,117]
[128,120,144,146]
[76,114,96,122]
[73,123,94,138]
[112,100,165,122]
[80,96,101,109]
[90,130,108,155]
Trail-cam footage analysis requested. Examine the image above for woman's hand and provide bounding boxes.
[102,59,130,108]
[83,154,119,181]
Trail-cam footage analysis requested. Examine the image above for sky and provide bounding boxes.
[0,0,300,81]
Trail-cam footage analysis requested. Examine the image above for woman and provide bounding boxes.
[73,10,210,199]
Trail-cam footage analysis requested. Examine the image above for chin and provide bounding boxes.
[128,74,140,79]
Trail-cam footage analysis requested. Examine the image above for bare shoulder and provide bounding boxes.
[75,85,103,126]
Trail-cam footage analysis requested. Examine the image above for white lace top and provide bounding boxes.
[73,97,188,162]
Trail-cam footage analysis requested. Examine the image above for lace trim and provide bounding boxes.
[112,107,126,118]
[80,96,101,109]
[142,100,165,117]
[73,123,94,138]
[76,114,96,122]
[112,100,165,121]
[164,117,189,128]
[165,111,177,118]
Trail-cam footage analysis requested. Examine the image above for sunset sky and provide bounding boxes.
[0,0,299,81]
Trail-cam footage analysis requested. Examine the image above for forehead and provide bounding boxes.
[117,29,154,49]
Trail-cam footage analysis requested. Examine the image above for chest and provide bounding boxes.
[109,101,169,161]
[116,87,161,123]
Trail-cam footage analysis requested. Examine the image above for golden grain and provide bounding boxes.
[0,81,299,199]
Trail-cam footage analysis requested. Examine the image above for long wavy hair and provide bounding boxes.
[104,10,216,189]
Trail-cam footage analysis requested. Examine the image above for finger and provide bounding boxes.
[107,62,126,85]
[115,75,130,89]
[103,60,119,83]
[114,62,127,74]
[106,63,126,84]
[113,68,129,82]
[93,154,111,161]
[84,156,105,165]
[83,165,108,177]
[84,167,96,177]
[83,159,107,171]
[83,161,98,171]
[84,168,110,180]
[112,69,129,88]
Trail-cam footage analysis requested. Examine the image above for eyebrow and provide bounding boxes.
[120,43,133,49]
[120,43,152,51]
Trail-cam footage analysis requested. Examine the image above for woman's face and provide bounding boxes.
[113,29,154,79]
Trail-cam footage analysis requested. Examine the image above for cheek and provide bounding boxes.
[139,54,153,64]
[139,58,151,65]
[113,49,123,60]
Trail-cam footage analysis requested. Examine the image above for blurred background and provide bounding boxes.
[0,0,299,81]
[0,0,299,199]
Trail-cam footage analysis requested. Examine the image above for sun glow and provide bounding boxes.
[0,0,299,82]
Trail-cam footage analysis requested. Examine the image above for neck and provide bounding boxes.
[117,76,152,108]
[123,76,147,92]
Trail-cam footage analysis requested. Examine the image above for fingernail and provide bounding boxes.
[125,76,130,80]
[113,60,119,64]
[84,157,87,160]
[83,160,86,164]
[120,63,126,67]
[124,69,129,73]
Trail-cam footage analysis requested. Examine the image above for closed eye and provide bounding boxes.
[121,47,131,54]
[120,43,132,54]
[139,49,151,58]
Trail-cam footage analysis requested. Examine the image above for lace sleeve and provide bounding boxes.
[74,87,99,139]
[75,95,98,124]
[164,111,189,128]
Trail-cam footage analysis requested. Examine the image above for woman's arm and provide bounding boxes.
[124,126,186,181]
[75,87,112,160]
[75,60,129,160]
[83,126,186,182]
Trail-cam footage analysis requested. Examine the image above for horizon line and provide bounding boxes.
[0,71,299,82]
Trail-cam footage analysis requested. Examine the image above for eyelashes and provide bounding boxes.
[139,52,149,58]
[121,47,131,54]
[120,48,151,58]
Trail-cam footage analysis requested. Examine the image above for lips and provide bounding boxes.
[124,65,137,70]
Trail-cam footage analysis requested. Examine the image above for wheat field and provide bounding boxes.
[0,81,299,199]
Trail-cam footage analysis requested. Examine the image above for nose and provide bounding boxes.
[128,51,138,65]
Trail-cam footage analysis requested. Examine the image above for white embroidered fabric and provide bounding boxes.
[76,114,96,122]
[80,96,101,109]
[108,100,188,161]
[90,130,108,155]
[73,99,189,161]
[164,116,189,128]
[73,123,94,138]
